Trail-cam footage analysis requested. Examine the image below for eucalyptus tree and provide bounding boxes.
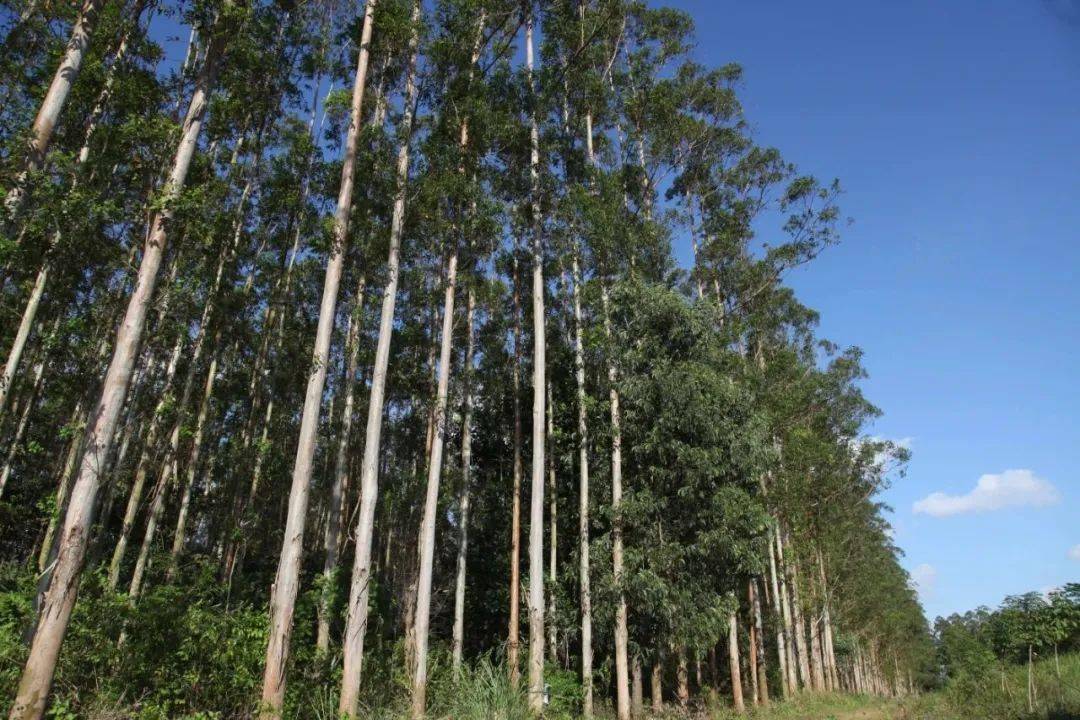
[3,0,106,222]
[6,3,243,717]
[339,1,422,714]
[258,0,378,711]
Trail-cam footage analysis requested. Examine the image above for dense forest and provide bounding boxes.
[0,0,936,718]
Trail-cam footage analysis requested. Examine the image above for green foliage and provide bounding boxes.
[909,651,1080,720]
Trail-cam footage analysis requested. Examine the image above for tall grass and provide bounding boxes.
[902,651,1080,720]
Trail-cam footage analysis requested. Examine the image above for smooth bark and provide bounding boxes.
[338,5,419,714]
[571,250,593,716]
[602,284,631,720]
[508,258,523,684]
[5,0,104,221]
[524,12,546,712]
[260,0,377,713]
[450,287,476,672]
[751,578,769,705]
[728,611,745,713]
[7,22,225,718]
[410,244,459,717]
[316,276,366,655]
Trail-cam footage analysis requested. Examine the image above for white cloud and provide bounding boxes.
[911,563,937,600]
[912,469,1060,518]
[1069,544,1080,562]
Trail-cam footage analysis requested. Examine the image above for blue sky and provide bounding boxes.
[660,0,1080,620]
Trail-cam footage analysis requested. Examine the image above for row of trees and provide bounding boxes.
[934,585,1080,714]
[0,0,933,717]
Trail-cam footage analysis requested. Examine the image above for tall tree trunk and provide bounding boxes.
[6,21,226,718]
[546,377,557,663]
[631,656,644,718]
[165,330,223,580]
[338,5,419,715]
[107,333,183,590]
[1027,644,1034,713]
[775,528,803,690]
[676,647,689,710]
[316,276,366,655]
[809,604,825,691]
[37,399,86,574]
[708,646,720,705]
[410,236,460,719]
[4,0,104,222]
[451,286,476,673]
[411,19,482,704]
[0,267,46,418]
[651,658,662,713]
[571,250,593,716]
[0,1,146,419]
[751,578,769,705]
[508,258,523,685]
[582,56,629,714]
[748,599,759,706]
[525,11,546,712]
[0,352,44,496]
[785,543,812,689]
[602,283,631,720]
[817,549,839,691]
[729,611,746,713]
[766,526,790,698]
[259,0,377,714]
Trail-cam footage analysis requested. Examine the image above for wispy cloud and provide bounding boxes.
[913,469,1060,518]
[911,563,937,601]
[1069,544,1080,562]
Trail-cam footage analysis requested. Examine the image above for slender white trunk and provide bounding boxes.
[411,247,459,718]
[259,0,377,712]
[5,0,104,221]
[7,24,224,718]
[602,284,631,720]
[524,13,547,712]
[451,287,476,672]
[0,354,45,496]
[751,578,769,705]
[108,334,183,589]
[316,277,366,655]
[816,550,839,690]
[339,6,419,714]
[766,527,790,698]
[571,250,593,716]
[0,265,46,418]
[412,23,482,702]
[546,377,557,663]
[775,528,800,690]
[166,333,222,579]
[809,602,825,690]
[508,259,523,684]
[38,399,85,573]
[785,536,812,689]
